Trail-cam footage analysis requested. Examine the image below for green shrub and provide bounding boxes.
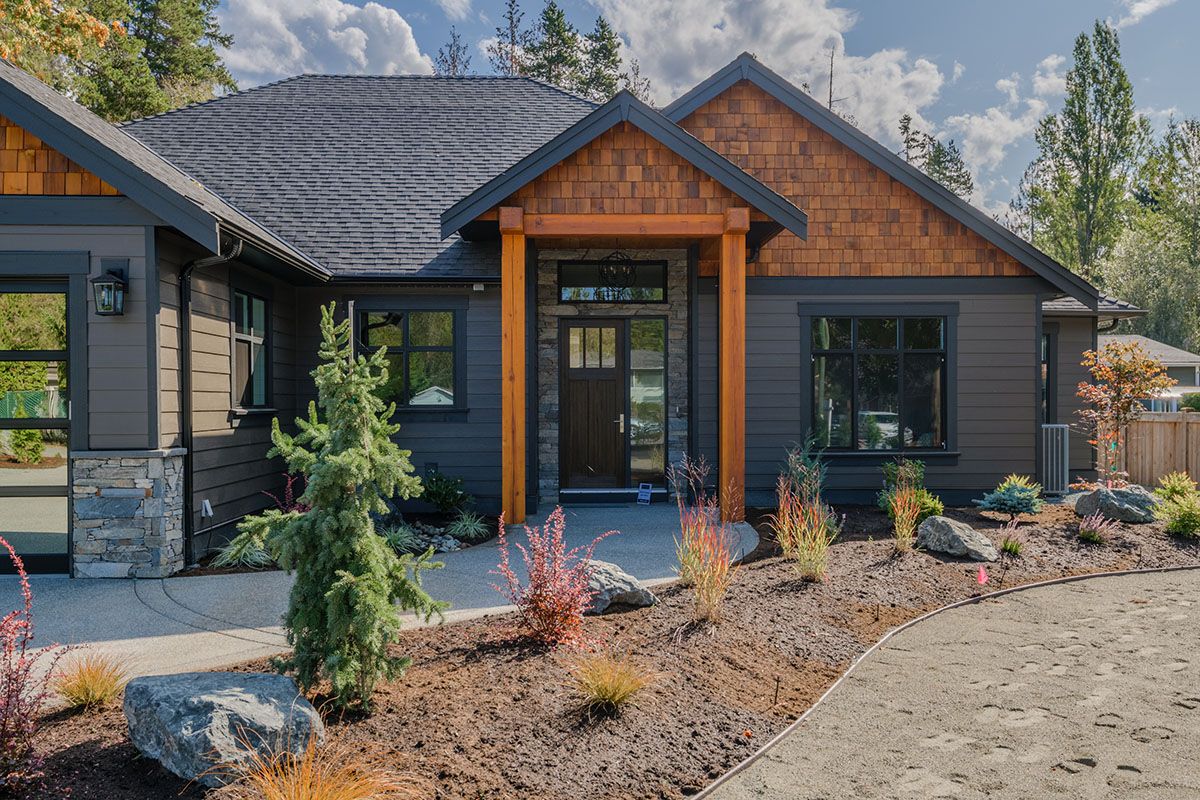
[446,509,490,544]
[877,458,941,523]
[422,471,471,515]
[1000,535,1023,557]
[211,534,274,569]
[881,487,943,524]
[973,475,1044,521]
[1155,471,1198,503]
[1181,392,1200,412]
[881,457,926,493]
[380,522,420,554]
[1159,495,1200,538]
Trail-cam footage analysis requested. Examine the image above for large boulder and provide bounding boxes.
[124,672,324,787]
[585,559,656,614]
[1074,485,1159,524]
[916,516,999,562]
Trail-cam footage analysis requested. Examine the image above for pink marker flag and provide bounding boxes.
[977,565,989,585]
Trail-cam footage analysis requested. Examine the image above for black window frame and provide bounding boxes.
[799,303,958,456]
[557,259,669,304]
[231,288,271,410]
[352,297,467,414]
[1041,322,1059,425]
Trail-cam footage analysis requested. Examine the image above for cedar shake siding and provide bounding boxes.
[679,81,1034,279]
[0,117,120,195]
[157,232,300,548]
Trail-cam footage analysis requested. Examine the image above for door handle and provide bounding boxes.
[615,413,625,433]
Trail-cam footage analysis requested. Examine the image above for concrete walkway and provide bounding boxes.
[1,504,756,677]
[708,569,1200,800]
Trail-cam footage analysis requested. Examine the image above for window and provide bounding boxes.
[358,310,457,407]
[233,290,269,408]
[811,316,946,451]
[558,260,667,303]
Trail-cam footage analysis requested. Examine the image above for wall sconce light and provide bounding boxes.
[91,268,128,316]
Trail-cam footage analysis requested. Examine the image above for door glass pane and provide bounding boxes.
[0,429,67,486]
[857,354,900,449]
[585,327,600,368]
[408,351,454,405]
[903,354,944,448]
[857,318,897,350]
[0,361,68,418]
[0,293,66,350]
[569,328,583,368]
[0,496,66,555]
[409,311,453,347]
[812,355,852,448]
[600,327,616,369]
[812,317,851,350]
[630,319,666,481]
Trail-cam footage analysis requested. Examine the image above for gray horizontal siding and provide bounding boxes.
[1047,315,1096,476]
[696,285,1041,505]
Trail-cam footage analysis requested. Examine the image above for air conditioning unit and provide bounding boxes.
[1041,424,1070,495]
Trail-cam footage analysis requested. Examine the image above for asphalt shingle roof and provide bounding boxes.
[1041,294,1144,317]
[123,75,596,279]
[1097,334,1200,366]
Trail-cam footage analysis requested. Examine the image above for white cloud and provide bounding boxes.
[951,61,965,83]
[436,0,471,22]
[995,73,1020,105]
[594,0,944,144]
[1140,105,1181,130]
[1032,54,1066,98]
[219,0,433,86]
[944,77,1047,173]
[1115,0,1179,28]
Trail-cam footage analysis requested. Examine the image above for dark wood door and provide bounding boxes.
[560,321,626,488]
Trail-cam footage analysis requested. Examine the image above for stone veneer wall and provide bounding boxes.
[71,449,185,578]
[536,248,689,503]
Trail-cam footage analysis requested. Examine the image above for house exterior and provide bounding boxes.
[0,53,1142,577]
[1098,333,1200,410]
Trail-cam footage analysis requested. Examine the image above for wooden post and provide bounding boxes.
[500,207,527,524]
[719,208,749,522]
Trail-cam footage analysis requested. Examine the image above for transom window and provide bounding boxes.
[811,316,946,451]
[233,290,269,408]
[358,310,457,407]
[558,260,667,303]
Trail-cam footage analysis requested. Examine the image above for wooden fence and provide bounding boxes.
[1120,412,1200,486]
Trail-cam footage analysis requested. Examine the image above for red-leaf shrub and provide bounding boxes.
[0,536,66,793]
[492,507,615,646]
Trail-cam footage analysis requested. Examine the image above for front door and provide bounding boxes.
[560,321,626,488]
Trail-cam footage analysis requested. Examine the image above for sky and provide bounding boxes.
[212,0,1197,215]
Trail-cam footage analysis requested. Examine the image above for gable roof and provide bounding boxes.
[664,53,1099,307]
[1042,294,1144,318]
[0,59,328,280]
[125,74,596,279]
[440,90,809,240]
[1098,334,1200,367]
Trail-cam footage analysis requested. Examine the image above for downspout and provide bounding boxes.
[179,236,243,567]
[1096,317,1120,333]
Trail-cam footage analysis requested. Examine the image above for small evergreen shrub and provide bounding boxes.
[973,475,1044,521]
[422,471,471,515]
[1078,512,1117,544]
[54,651,128,710]
[446,509,490,544]
[9,407,43,465]
[212,533,275,569]
[1155,471,1198,503]
[1159,495,1200,538]
[566,652,655,717]
[881,487,944,524]
[890,487,922,552]
[493,506,614,646]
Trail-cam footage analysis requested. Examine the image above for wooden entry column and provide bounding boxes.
[499,207,527,524]
[719,208,749,522]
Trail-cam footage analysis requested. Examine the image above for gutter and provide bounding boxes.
[179,235,244,568]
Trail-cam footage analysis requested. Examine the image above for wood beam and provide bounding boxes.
[500,207,526,524]
[524,213,728,238]
[719,224,747,523]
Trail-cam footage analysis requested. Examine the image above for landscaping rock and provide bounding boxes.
[124,672,324,787]
[1074,485,1159,524]
[585,559,656,614]
[916,516,999,562]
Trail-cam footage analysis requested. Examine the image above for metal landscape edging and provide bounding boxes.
[693,562,1200,799]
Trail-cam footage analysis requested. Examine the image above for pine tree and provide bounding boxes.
[620,57,652,102]
[234,304,445,710]
[128,0,236,106]
[578,16,621,101]
[434,26,472,76]
[525,0,581,90]
[897,114,975,200]
[1025,20,1148,279]
[72,0,169,121]
[487,0,529,77]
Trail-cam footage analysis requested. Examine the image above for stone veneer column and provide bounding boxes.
[70,449,185,578]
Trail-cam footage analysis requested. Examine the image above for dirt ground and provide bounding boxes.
[35,503,1200,799]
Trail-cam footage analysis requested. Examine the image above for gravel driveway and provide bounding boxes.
[709,569,1200,800]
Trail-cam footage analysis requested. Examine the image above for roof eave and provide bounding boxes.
[665,53,1098,306]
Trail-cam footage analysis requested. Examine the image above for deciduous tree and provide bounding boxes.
[434,25,472,76]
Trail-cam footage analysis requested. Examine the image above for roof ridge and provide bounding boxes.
[118,74,311,126]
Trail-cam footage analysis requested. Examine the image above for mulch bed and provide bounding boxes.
[36,503,1200,799]
[0,453,66,469]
